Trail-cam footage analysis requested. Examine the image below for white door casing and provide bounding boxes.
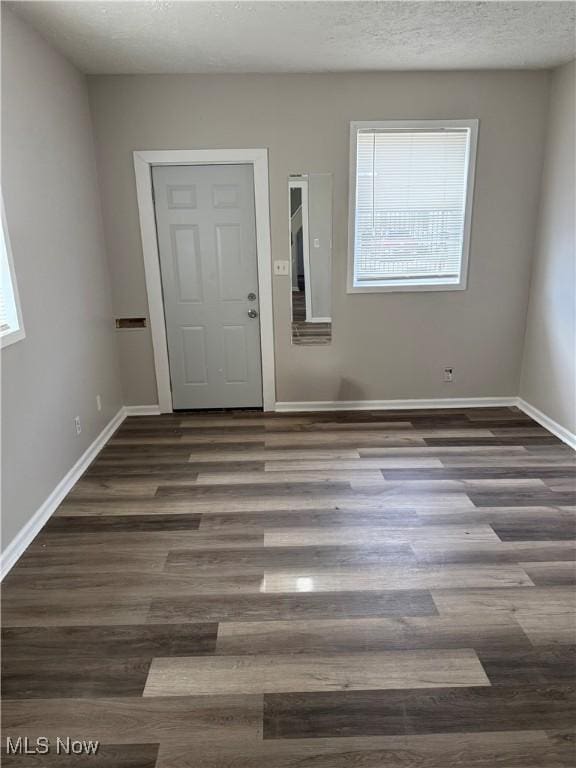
[133,149,275,412]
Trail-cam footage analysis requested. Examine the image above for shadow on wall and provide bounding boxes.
[336,378,368,401]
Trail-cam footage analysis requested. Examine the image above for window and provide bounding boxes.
[348,120,478,293]
[1,197,25,348]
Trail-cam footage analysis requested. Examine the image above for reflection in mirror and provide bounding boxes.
[289,174,332,345]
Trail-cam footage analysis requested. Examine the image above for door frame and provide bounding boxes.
[133,149,275,412]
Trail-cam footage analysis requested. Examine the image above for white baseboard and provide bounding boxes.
[124,404,162,416]
[516,398,576,450]
[275,396,575,450]
[275,397,518,413]
[0,402,166,578]
[0,406,127,580]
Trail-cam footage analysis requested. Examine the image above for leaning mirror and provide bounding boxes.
[289,174,332,345]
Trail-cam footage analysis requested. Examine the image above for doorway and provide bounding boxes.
[133,149,275,412]
[153,164,262,409]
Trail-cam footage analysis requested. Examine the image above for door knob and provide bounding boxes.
[247,292,257,301]
[248,309,258,319]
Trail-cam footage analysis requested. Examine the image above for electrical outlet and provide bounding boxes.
[444,367,454,383]
[74,416,82,436]
[273,260,290,276]
[96,395,102,412]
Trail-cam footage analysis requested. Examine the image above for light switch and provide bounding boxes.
[313,238,320,248]
[273,260,290,276]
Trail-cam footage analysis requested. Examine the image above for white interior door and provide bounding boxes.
[152,164,263,409]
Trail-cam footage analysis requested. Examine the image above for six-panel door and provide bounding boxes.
[152,164,263,409]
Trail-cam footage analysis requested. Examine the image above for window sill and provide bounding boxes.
[346,280,468,294]
[1,326,26,349]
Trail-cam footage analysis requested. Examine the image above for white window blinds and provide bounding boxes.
[351,124,475,290]
[0,199,24,346]
[0,228,16,334]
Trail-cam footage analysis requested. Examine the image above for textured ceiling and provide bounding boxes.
[10,1,576,74]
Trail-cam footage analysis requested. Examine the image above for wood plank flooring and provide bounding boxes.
[2,406,575,766]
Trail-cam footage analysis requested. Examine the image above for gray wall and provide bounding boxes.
[520,61,576,435]
[308,173,332,321]
[1,9,123,551]
[88,71,550,405]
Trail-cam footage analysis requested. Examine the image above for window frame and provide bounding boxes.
[347,119,479,294]
[1,196,25,349]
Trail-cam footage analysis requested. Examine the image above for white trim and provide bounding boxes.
[516,398,576,451]
[346,119,479,294]
[275,397,517,413]
[0,194,26,349]
[275,397,576,450]
[133,149,276,413]
[0,406,127,580]
[1,327,26,348]
[124,405,162,416]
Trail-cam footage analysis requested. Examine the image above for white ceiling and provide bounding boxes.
[11,1,576,74]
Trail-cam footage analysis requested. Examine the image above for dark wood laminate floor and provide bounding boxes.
[291,291,332,345]
[2,407,576,767]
